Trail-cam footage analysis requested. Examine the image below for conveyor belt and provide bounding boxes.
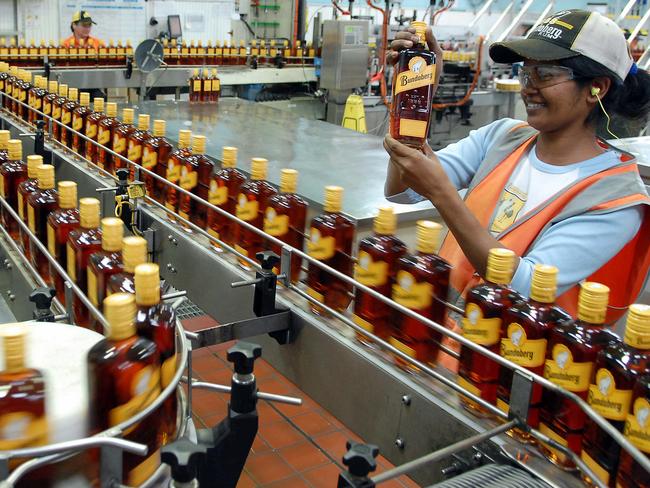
[431,464,551,488]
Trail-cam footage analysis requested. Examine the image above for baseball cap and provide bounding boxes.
[71,11,96,25]
[490,10,634,83]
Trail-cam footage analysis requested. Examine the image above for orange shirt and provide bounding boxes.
[61,35,105,49]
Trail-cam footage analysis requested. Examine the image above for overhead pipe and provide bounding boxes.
[496,0,534,43]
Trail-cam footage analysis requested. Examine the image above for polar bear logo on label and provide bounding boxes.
[510,328,523,347]
[598,374,612,396]
[398,273,413,291]
[556,350,569,370]
[359,254,370,270]
[412,60,424,74]
[637,405,649,428]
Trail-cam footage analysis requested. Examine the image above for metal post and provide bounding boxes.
[496,0,535,43]
[100,445,124,488]
[616,0,639,24]
[629,7,650,44]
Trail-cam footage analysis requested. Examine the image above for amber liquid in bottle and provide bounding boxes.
[210,69,221,103]
[0,63,10,104]
[234,157,277,268]
[178,135,213,230]
[127,114,151,180]
[164,130,193,219]
[263,169,308,283]
[71,92,92,155]
[215,41,224,65]
[352,207,407,342]
[458,248,521,411]
[134,263,178,445]
[27,164,59,282]
[42,80,58,128]
[87,293,161,486]
[30,76,46,125]
[142,120,173,202]
[50,83,67,142]
[616,375,650,488]
[17,155,43,260]
[67,198,102,327]
[18,70,32,122]
[180,40,190,65]
[306,186,356,315]
[3,66,17,111]
[389,21,437,148]
[97,102,120,173]
[200,68,212,103]
[47,181,80,306]
[107,236,148,296]
[189,68,201,103]
[87,218,124,332]
[84,98,105,164]
[390,221,450,367]
[0,139,27,240]
[581,304,650,486]
[59,87,79,147]
[540,282,620,467]
[112,108,136,174]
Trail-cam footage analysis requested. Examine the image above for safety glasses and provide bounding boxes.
[518,65,577,89]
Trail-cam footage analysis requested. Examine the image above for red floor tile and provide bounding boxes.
[237,471,257,488]
[245,451,294,485]
[291,411,338,437]
[302,463,343,488]
[262,474,312,487]
[189,388,228,420]
[279,440,330,473]
[313,431,354,462]
[251,433,272,455]
[258,419,305,450]
[190,352,228,376]
[256,400,285,424]
[196,365,235,386]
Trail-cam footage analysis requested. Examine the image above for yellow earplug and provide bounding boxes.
[591,86,619,140]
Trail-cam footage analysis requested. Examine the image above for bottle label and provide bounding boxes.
[166,161,180,182]
[457,375,481,397]
[0,412,48,450]
[61,110,71,125]
[392,270,433,310]
[66,243,76,281]
[0,175,4,197]
[235,194,259,222]
[33,98,41,110]
[587,368,633,421]
[27,203,35,232]
[581,450,610,485]
[47,223,56,257]
[142,148,157,169]
[234,244,248,258]
[192,80,201,92]
[538,422,569,463]
[98,127,110,145]
[624,397,650,453]
[496,398,510,414]
[353,314,374,333]
[461,302,501,346]
[52,105,61,119]
[87,270,99,306]
[399,119,428,138]
[264,207,289,236]
[161,354,177,388]
[354,250,388,287]
[86,122,97,139]
[179,210,189,221]
[204,79,211,91]
[17,194,24,219]
[543,343,593,392]
[395,56,435,95]
[108,365,161,436]
[306,286,324,303]
[207,228,220,240]
[113,135,126,153]
[208,181,227,205]
[389,336,417,358]
[500,323,547,368]
[179,167,197,190]
[214,80,221,91]
[127,142,142,162]
[306,228,335,260]
[72,114,82,131]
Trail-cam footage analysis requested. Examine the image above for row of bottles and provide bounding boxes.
[188,68,221,104]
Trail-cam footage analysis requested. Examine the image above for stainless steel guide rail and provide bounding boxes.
[1,89,649,486]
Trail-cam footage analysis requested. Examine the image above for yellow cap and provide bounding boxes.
[59,84,68,97]
[192,135,206,154]
[58,181,77,209]
[485,248,516,286]
[0,131,9,150]
[26,154,43,178]
[122,108,134,125]
[410,21,428,41]
[251,158,268,180]
[193,68,199,76]
[7,139,21,160]
[105,102,117,118]
[203,68,209,77]
[577,282,610,325]
[283,40,289,47]
[79,91,90,106]
[280,169,298,194]
[101,217,123,252]
[103,293,136,341]
[79,197,100,228]
[93,97,104,112]
[212,68,218,76]
[324,185,343,213]
[48,80,58,92]
[0,323,27,371]
[219,147,237,169]
[373,206,396,235]
[530,264,558,304]
[37,164,55,190]
[135,263,161,306]
[178,129,192,149]
[137,113,150,131]
[416,220,441,254]
[624,304,650,349]
[68,87,78,101]
[122,236,148,273]
[153,119,166,137]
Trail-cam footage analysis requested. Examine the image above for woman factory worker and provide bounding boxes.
[384,10,650,322]
[62,11,106,49]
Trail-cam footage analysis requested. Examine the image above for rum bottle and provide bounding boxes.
[389,220,450,366]
[84,97,105,163]
[164,129,193,219]
[169,39,179,65]
[458,248,520,409]
[238,40,247,65]
[305,186,356,314]
[3,66,17,111]
[57,38,68,67]
[250,40,259,61]
[17,70,32,121]
[352,207,407,341]
[616,375,650,488]
[134,263,177,444]
[51,83,68,142]
[27,164,59,281]
[47,181,80,306]
[30,76,46,125]
[68,38,78,66]
[87,217,125,332]
[71,91,92,155]
[210,68,221,103]
[180,40,190,65]
[142,119,173,201]
[206,146,245,250]
[107,38,117,65]
[389,20,437,148]
[178,135,213,230]
[206,40,216,65]
[540,282,619,467]
[59,87,79,147]
[189,68,201,103]
[17,154,43,259]
[234,157,277,268]
[87,292,160,485]
[215,41,223,65]
[97,102,120,173]
[0,139,27,240]
[0,128,7,162]
[189,40,198,65]
[107,236,148,295]
[127,113,151,180]
[42,80,58,123]
[0,62,9,98]
[201,68,211,103]
[67,198,102,327]
[112,108,136,174]
[581,304,650,485]
[264,169,308,283]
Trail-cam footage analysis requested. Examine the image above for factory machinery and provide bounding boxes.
[0,66,649,488]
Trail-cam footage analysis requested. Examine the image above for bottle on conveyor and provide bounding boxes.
[189,68,201,103]
[59,87,79,147]
[17,70,33,122]
[210,68,221,103]
[51,84,68,142]
[177,135,213,230]
[17,154,43,259]
[616,375,650,488]
[42,80,58,124]
[0,139,27,240]
[84,97,105,165]
[200,68,211,103]
[27,164,59,281]
[127,114,151,180]
[107,236,148,295]
[112,108,136,175]
[142,119,173,202]
[96,102,120,173]
[164,129,193,220]
[29,75,46,125]
[3,65,18,111]
[71,92,92,155]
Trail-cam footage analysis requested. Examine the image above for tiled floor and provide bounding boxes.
[182,316,421,488]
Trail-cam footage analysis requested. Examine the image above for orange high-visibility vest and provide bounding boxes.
[439,124,650,324]
[61,35,105,50]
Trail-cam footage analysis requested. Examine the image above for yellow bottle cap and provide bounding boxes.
[178,129,192,149]
[0,323,26,371]
[101,217,124,252]
[137,113,150,131]
[103,293,136,341]
[58,181,77,209]
[296,40,302,47]
[530,264,558,303]
[48,80,58,93]
[212,68,218,76]
[122,108,134,125]
[192,135,207,154]
[135,263,161,306]
[271,40,276,46]
[105,102,117,118]
[222,146,237,168]
[624,304,650,349]
[324,185,343,213]
[109,38,115,45]
[7,139,22,160]
[202,68,209,77]
[153,119,166,137]
[577,282,610,325]
[122,236,148,273]
[78,92,89,107]
[59,84,68,97]
[410,21,428,41]
[79,197,100,228]
[193,68,199,76]
[373,206,396,235]
[93,97,104,112]
[251,158,268,180]
[280,169,298,194]
[416,220,441,254]
[37,164,55,190]
[68,87,78,102]
[0,130,9,150]
[485,248,516,286]
[26,154,43,178]
[163,39,169,46]
[240,40,245,47]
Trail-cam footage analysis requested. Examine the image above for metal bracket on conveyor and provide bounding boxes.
[95,168,147,237]
[29,287,56,322]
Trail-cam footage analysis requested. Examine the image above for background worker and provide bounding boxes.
[62,10,105,49]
